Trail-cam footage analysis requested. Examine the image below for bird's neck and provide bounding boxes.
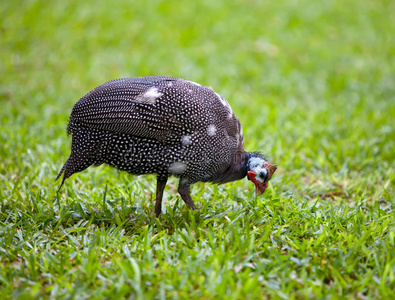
[212,151,248,184]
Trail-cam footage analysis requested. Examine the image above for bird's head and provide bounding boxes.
[247,153,277,195]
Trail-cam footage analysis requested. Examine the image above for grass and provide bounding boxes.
[1,0,394,298]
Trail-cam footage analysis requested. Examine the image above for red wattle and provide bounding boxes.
[247,171,257,182]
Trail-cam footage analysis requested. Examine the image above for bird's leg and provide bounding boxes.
[178,181,197,211]
[155,176,168,217]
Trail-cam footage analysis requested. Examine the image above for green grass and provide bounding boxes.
[1,0,394,298]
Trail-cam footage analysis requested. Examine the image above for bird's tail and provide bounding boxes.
[55,157,70,193]
[56,123,105,193]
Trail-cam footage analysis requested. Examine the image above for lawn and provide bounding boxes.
[1,0,394,298]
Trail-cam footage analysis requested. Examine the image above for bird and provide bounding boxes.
[56,76,277,217]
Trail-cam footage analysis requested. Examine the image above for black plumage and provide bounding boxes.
[57,76,277,216]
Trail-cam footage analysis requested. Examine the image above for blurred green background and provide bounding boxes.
[1,0,394,298]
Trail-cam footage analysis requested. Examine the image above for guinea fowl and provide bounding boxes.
[56,76,277,217]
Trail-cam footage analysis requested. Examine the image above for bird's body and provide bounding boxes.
[57,76,277,216]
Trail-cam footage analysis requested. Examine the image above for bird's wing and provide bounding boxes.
[68,77,187,142]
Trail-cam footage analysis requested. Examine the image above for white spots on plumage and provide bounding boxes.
[207,124,217,136]
[169,162,187,174]
[136,87,163,104]
[167,82,173,87]
[181,135,192,146]
[212,91,232,113]
[227,112,234,119]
